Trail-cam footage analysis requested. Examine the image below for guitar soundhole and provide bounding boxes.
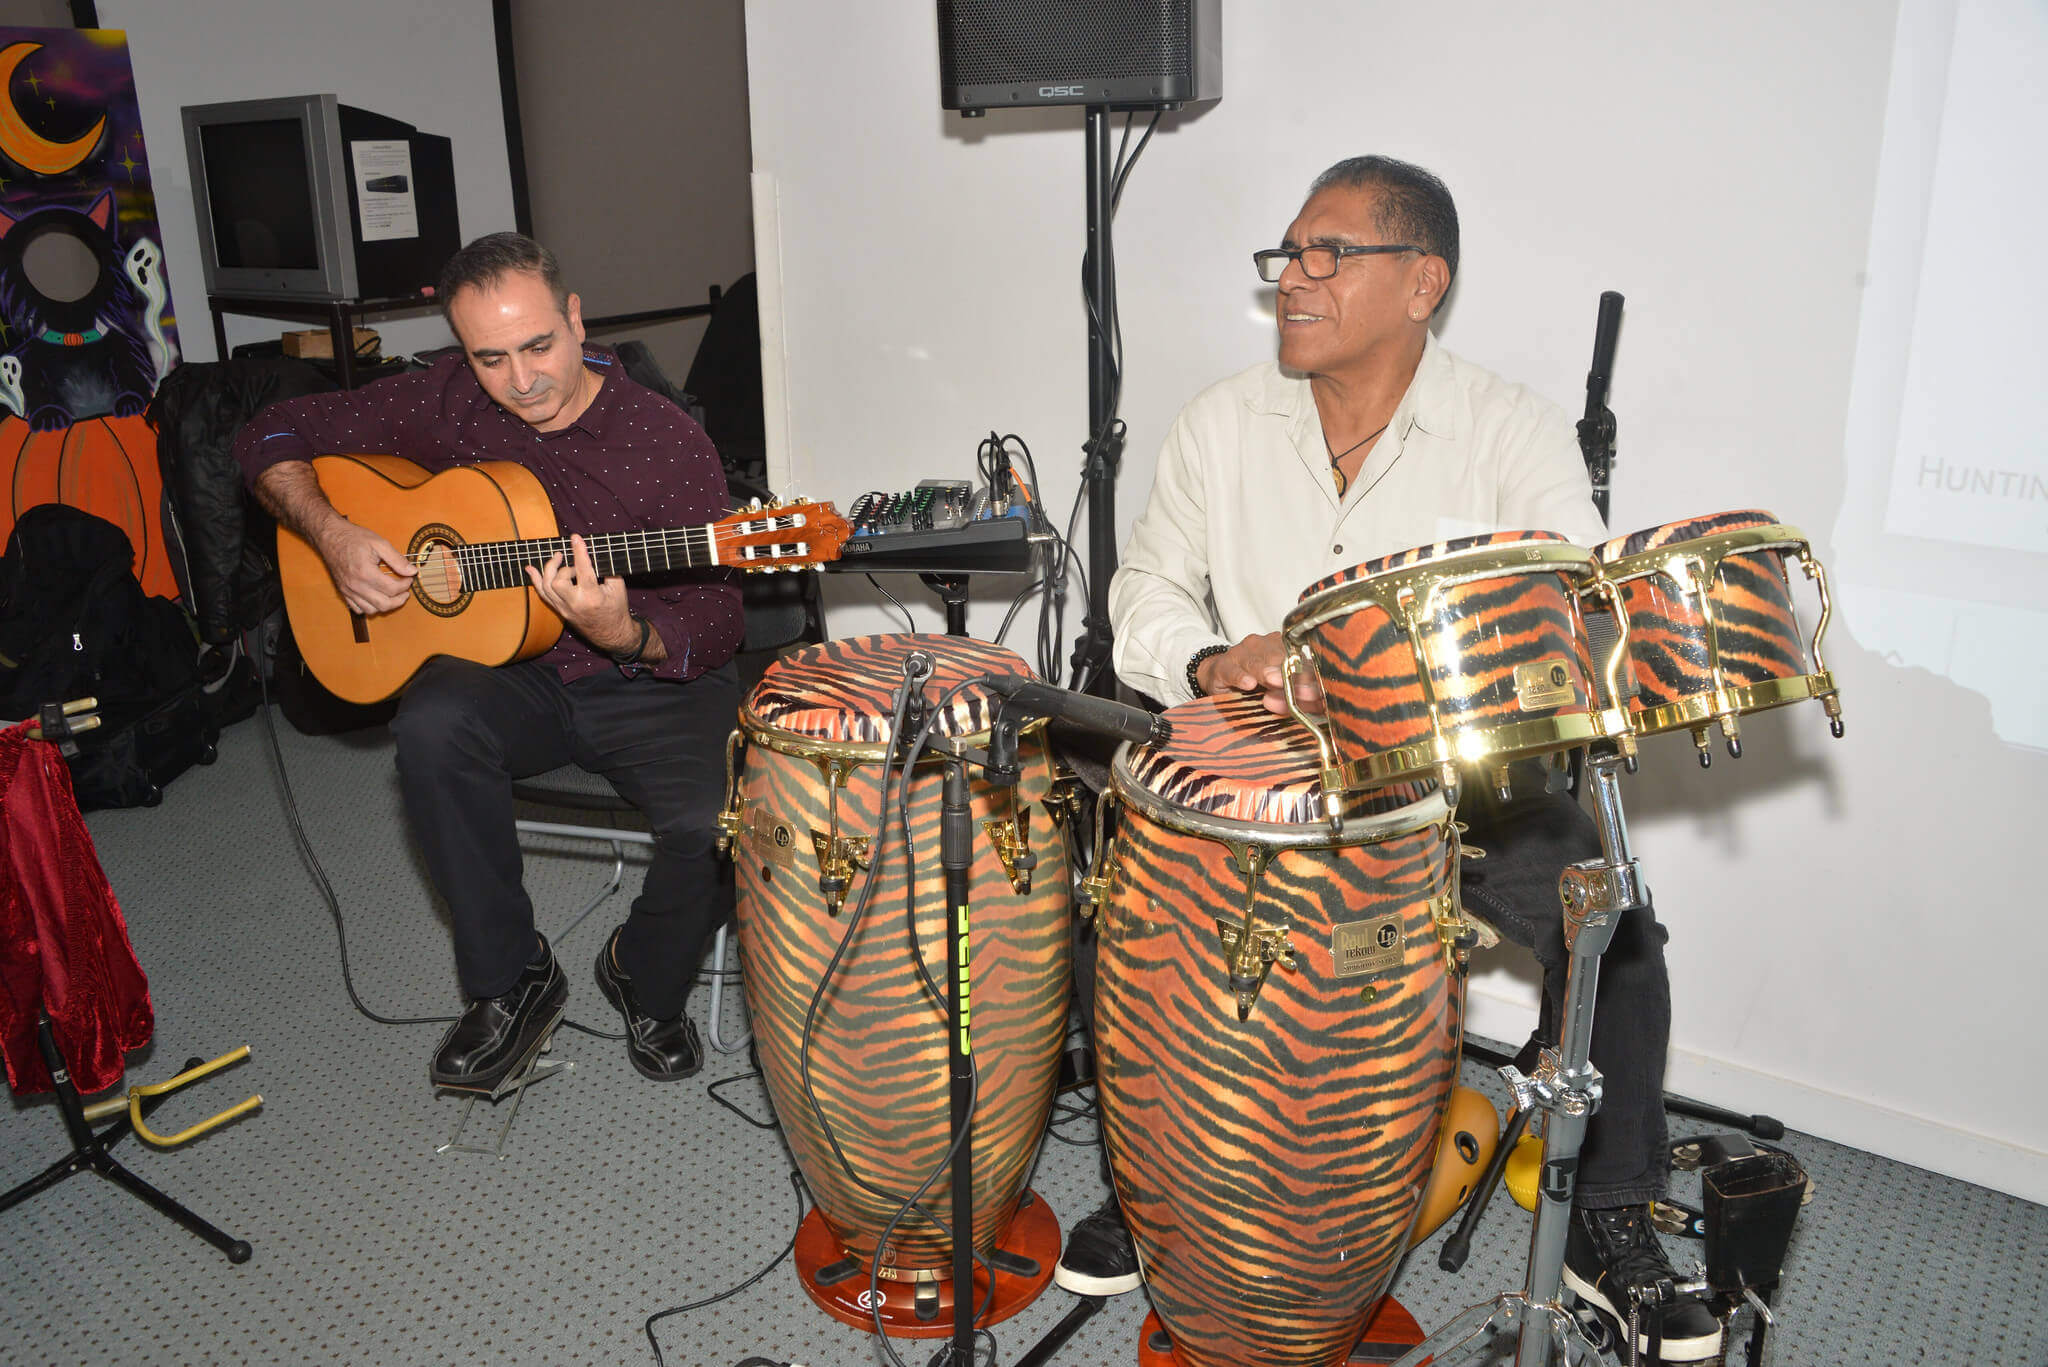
[409,525,471,617]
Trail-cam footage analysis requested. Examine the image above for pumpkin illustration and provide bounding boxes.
[0,412,178,600]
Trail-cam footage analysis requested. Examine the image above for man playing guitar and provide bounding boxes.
[236,232,740,1092]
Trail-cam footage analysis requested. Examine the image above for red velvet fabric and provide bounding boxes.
[0,721,152,1096]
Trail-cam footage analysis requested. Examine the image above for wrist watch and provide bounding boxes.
[1185,644,1229,699]
[609,612,653,666]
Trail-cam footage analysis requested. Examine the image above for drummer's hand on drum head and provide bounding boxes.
[1200,633,1327,716]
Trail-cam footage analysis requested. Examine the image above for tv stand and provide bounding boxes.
[207,292,442,389]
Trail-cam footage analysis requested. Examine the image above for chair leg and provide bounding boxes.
[706,922,751,1054]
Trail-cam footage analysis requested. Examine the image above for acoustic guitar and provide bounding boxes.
[276,453,850,703]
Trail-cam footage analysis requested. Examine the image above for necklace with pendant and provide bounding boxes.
[1328,420,1391,496]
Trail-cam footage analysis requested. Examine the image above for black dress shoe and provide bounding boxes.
[595,929,702,1081]
[430,938,567,1093]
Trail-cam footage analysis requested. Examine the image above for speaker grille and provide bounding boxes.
[942,0,1193,85]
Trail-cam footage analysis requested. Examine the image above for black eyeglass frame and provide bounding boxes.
[1252,243,1426,283]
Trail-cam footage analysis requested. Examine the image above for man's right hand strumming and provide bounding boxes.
[313,517,415,616]
[255,460,416,616]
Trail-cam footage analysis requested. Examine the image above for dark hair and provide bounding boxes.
[435,231,569,323]
[1307,156,1459,309]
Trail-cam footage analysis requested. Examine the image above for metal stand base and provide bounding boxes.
[1392,752,1644,1367]
[434,1035,572,1160]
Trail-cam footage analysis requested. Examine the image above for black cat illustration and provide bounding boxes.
[0,190,155,431]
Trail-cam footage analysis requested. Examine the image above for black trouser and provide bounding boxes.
[1456,767,1672,1210]
[1071,762,1670,1210]
[389,655,738,1020]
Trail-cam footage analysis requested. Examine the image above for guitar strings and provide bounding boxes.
[400,512,806,590]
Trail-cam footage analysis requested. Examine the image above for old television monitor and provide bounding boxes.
[181,94,460,301]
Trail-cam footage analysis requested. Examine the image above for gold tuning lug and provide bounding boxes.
[983,804,1035,896]
[1489,763,1512,802]
[1717,710,1743,760]
[1214,843,1294,1019]
[809,831,872,915]
[1078,793,1122,919]
[1217,915,1296,1021]
[713,730,746,856]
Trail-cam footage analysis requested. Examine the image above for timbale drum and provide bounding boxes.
[1086,691,1476,1367]
[1280,531,1633,817]
[1591,510,1843,763]
[720,634,1072,1332]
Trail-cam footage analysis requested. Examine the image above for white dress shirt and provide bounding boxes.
[1110,331,1608,706]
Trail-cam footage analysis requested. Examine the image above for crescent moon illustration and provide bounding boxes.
[0,43,107,177]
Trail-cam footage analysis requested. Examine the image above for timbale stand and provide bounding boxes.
[1390,747,1645,1367]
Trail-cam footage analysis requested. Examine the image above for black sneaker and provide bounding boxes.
[430,937,567,1093]
[595,929,703,1081]
[1054,1196,1142,1296]
[1563,1204,1724,1362]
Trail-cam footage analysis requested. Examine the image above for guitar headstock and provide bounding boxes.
[713,498,851,572]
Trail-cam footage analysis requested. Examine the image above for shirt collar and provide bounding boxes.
[1250,330,1464,443]
[554,346,617,439]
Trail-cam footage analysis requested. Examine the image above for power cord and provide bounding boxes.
[644,1169,807,1367]
[246,630,622,1041]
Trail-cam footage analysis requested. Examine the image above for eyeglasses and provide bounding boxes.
[1252,244,1424,283]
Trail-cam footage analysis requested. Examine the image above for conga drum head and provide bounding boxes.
[1115,691,1435,835]
[1283,530,1626,793]
[1092,691,1464,1367]
[1592,510,1842,753]
[743,633,1026,744]
[726,633,1070,1326]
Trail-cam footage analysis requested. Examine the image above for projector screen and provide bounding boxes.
[1834,0,2048,752]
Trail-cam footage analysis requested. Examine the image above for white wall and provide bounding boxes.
[100,0,516,363]
[747,1,2048,1201]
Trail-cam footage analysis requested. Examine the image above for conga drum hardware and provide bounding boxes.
[1282,536,1637,822]
[982,798,1037,895]
[1593,515,1844,766]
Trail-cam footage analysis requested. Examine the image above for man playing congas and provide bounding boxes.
[1077,156,1721,1363]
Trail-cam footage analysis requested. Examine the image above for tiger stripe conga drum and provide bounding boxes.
[1086,691,1475,1367]
[1591,510,1844,763]
[719,634,1071,1333]
[1280,531,1634,818]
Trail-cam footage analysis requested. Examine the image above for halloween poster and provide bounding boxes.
[0,28,180,598]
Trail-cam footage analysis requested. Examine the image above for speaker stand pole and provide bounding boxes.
[1070,104,1124,698]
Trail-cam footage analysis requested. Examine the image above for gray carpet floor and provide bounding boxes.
[4,709,2043,1366]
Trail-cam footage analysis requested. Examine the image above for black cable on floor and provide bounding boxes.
[249,638,622,1042]
[707,1069,780,1131]
[645,1169,806,1367]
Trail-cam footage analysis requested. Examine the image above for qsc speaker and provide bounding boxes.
[938,0,1221,114]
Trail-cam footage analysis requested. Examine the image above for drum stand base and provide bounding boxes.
[791,1188,1060,1338]
[1137,1297,1423,1366]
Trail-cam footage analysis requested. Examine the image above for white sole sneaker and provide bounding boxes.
[1562,1263,1724,1362]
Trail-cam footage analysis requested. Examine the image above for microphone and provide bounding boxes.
[979,673,1172,747]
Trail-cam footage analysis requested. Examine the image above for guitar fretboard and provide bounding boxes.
[429,509,820,592]
[450,529,717,591]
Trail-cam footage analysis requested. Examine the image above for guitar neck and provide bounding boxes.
[454,527,718,590]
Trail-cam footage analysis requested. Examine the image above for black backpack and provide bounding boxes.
[0,505,215,808]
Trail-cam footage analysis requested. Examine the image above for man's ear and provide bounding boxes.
[565,291,585,343]
[1414,256,1451,319]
